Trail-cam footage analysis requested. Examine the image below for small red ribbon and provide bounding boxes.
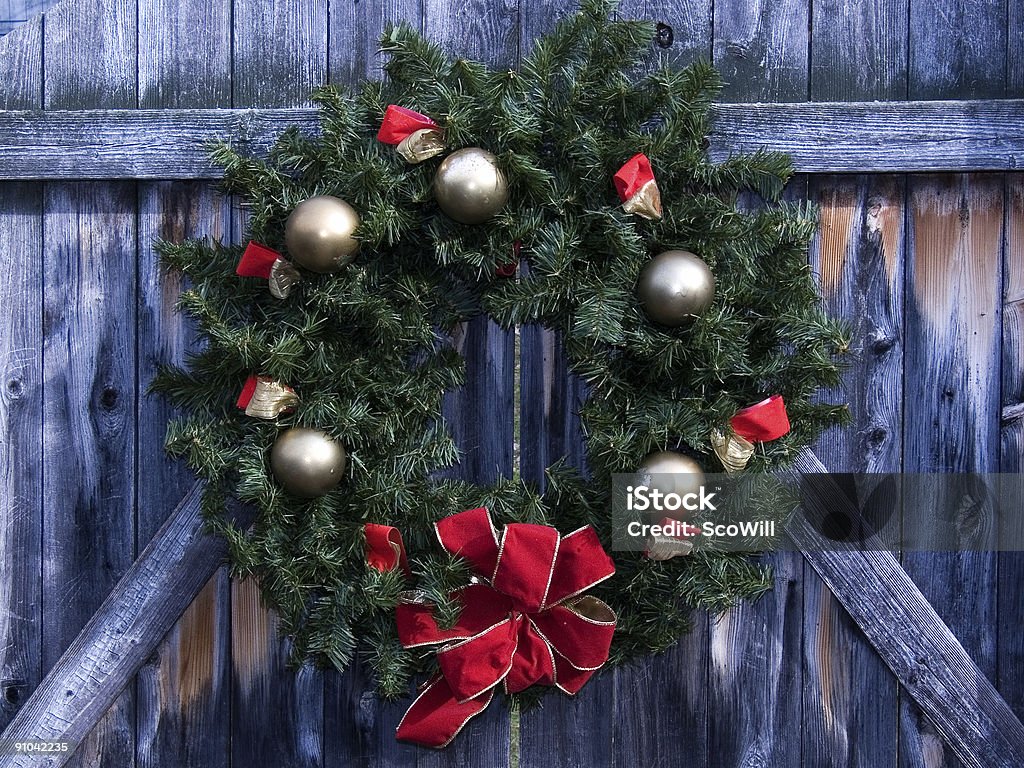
[365,523,411,576]
[377,105,440,145]
[730,394,790,442]
[235,242,281,278]
[394,508,616,748]
[613,153,656,202]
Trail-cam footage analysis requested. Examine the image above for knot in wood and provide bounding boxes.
[655,23,674,48]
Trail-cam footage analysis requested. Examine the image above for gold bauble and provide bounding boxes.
[270,427,347,499]
[636,450,705,500]
[636,250,715,327]
[433,148,508,224]
[284,195,360,273]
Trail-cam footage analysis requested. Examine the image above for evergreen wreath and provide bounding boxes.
[153,0,848,703]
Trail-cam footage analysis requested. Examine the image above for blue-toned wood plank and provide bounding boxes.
[0,10,43,736]
[998,177,1024,724]
[134,1,233,764]
[705,3,809,745]
[41,1,138,766]
[323,1,424,765]
[806,174,905,768]
[713,0,809,102]
[901,173,1004,768]
[3,100,1024,180]
[229,2,329,766]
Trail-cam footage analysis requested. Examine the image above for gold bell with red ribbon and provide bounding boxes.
[614,153,662,220]
[235,241,301,299]
[236,375,299,420]
[377,105,446,164]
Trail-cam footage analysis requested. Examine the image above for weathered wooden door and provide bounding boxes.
[0,0,1022,766]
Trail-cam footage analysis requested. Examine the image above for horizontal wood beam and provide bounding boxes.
[787,452,1024,768]
[0,483,253,768]
[0,100,1020,179]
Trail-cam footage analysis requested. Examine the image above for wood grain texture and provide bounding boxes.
[0,16,41,108]
[0,182,42,734]
[3,99,1022,180]
[232,0,328,107]
[788,451,1024,768]
[41,180,138,768]
[229,2,327,766]
[712,0,809,102]
[328,0,422,83]
[902,173,1003,768]
[135,1,234,764]
[909,0,1006,100]
[0,485,254,768]
[805,175,905,767]
[810,0,908,101]
[997,176,1024,723]
[0,9,43,736]
[134,182,233,768]
[41,3,139,766]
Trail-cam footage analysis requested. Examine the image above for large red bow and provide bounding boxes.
[395,507,616,748]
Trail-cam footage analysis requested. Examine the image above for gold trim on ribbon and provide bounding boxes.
[622,178,663,220]
[397,128,446,163]
[244,377,299,419]
[711,428,755,473]
[268,258,301,299]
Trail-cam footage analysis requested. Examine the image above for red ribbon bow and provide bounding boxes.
[395,507,616,748]
[365,523,411,576]
[731,394,790,442]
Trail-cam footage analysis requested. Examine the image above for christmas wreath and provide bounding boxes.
[153,0,847,747]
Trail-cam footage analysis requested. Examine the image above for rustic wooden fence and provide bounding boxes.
[0,0,1022,766]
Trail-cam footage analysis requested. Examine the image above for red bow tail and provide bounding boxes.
[365,523,411,576]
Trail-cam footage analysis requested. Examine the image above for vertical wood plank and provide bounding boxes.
[41,180,139,767]
[230,2,328,766]
[0,15,41,108]
[0,13,43,735]
[42,2,138,766]
[406,3,518,767]
[901,173,1003,768]
[705,6,808,763]
[810,0,908,101]
[603,2,714,766]
[806,174,904,768]
[517,5,615,766]
[328,0,422,83]
[804,6,907,765]
[233,0,329,107]
[909,0,1006,100]
[712,0,809,102]
[135,4,233,765]
[998,177,1024,721]
[904,4,1005,765]
[323,1,425,765]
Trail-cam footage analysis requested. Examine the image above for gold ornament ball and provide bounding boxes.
[270,427,347,499]
[284,195,360,273]
[636,250,715,327]
[433,147,509,224]
[636,450,706,501]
